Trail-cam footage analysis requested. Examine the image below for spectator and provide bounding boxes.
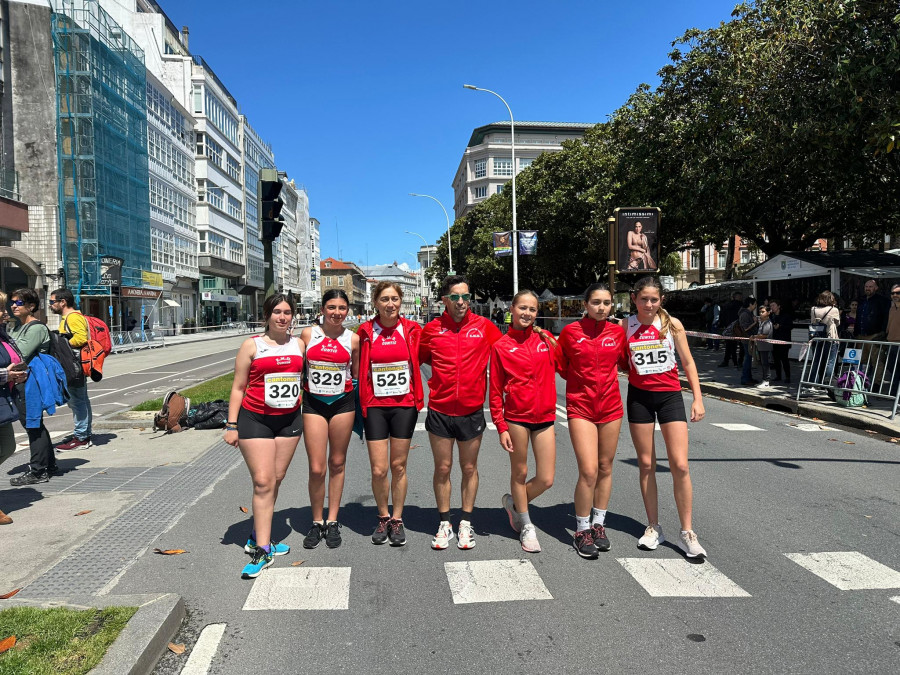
[718,291,743,368]
[701,298,720,350]
[843,299,858,337]
[856,279,890,341]
[8,288,59,486]
[49,288,93,451]
[769,299,793,384]
[0,291,29,523]
[753,304,774,388]
[739,297,760,385]
[805,290,840,395]
[882,283,900,396]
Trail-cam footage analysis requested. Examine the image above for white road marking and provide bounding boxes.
[89,357,235,400]
[243,567,351,610]
[555,405,568,428]
[711,423,765,431]
[655,422,661,431]
[486,422,496,431]
[180,623,227,675]
[784,552,900,590]
[415,422,426,432]
[445,559,553,604]
[890,596,900,605]
[788,423,836,431]
[617,558,751,598]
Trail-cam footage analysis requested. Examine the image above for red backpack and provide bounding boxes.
[74,313,113,382]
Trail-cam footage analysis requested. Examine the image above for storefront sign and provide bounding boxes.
[201,292,240,303]
[99,256,123,286]
[142,270,164,288]
[121,286,161,299]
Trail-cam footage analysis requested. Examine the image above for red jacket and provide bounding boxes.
[489,327,558,434]
[557,317,626,424]
[419,311,502,416]
[357,317,424,416]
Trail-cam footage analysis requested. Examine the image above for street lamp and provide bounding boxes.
[408,193,453,275]
[463,84,518,294]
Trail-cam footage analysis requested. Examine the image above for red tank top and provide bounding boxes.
[304,326,353,396]
[242,336,305,415]
[625,315,680,391]
[365,320,415,408]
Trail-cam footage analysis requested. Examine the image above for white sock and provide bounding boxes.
[575,515,591,533]
[591,508,607,525]
[518,509,532,526]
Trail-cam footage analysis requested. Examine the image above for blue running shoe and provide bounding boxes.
[244,537,290,556]
[241,546,274,579]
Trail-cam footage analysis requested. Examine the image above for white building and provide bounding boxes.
[239,118,273,315]
[361,263,418,318]
[453,121,593,220]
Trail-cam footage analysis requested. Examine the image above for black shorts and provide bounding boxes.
[626,384,687,425]
[302,390,356,420]
[425,408,486,442]
[506,419,554,432]
[238,407,303,439]
[364,406,418,441]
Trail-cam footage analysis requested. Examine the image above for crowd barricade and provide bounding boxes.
[111,329,166,353]
[796,337,900,419]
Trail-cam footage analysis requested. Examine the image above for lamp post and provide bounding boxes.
[406,230,431,319]
[463,84,517,294]
[408,193,453,275]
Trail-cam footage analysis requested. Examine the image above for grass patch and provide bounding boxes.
[131,371,234,411]
[0,605,137,675]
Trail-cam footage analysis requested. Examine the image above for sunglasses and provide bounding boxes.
[444,293,471,302]
[891,292,900,296]
[11,300,24,307]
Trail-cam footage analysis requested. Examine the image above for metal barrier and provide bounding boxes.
[796,337,900,419]
[111,330,167,353]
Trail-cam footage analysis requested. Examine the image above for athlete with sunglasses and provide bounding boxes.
[419,275,502,550]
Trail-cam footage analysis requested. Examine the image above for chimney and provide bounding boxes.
[181,26,189,50]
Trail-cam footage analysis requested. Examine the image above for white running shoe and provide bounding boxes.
[431,521,454,550]
[758,380,770,388]
[520,524,541,553]
[677,530,707,558]
[638,524,664,550]
[502,493,520,533]
[457,520,476,550]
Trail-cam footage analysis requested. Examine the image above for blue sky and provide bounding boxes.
[167,1,737,268]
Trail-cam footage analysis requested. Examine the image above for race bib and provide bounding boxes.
[372,360,411,397]
[308,360,346,396]
[629,340,673,375]
[264,373,302,409]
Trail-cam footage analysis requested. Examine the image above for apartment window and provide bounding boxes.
[205,136,223,169]
[192,84,203,114]
[496,185,503,195]
[690,250,699,269]
[474,158,486,178]
[474,186,487,199]
[207,187,223,211]
[718,251,727,269]
[518,157,533,171]
[740,249,751,264]
[208,232,226,258]
[227,194,242,221]
[338,276,344,286]
[493,157,513,177]
[226,154,240,182]
[195,132,204,156]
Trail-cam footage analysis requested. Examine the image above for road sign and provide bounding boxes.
[842,347,861,364]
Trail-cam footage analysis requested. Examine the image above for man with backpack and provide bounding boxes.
[49,288,93,451]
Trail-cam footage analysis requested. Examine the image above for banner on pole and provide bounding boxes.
[493,231,512,257]
[615,207,660,274]
[518,230,538,255]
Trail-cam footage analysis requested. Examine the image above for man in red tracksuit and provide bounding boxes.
[419,275,502,551]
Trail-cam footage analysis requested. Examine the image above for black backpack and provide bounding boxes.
[21,322,84,388]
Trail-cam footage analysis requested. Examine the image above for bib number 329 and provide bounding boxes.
[372,361,410,397]
[264,373,302,409]
[307,360,345,396]
[630,340,672,376]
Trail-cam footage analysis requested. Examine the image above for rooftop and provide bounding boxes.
[468,121,595,147]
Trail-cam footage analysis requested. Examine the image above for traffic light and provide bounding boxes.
[258,168,284,242]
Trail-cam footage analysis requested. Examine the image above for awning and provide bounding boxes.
[163,299,180,308]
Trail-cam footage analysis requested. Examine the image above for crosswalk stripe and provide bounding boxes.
[617,558,751,597]
[243,567,352,610]
[784,552,900,590]
[180,623,227,675]
[711,423,765,431]
[444,559,553,604]
[788,423,836,431]
[890,596,900,605]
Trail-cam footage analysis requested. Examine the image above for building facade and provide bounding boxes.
[320,257,366,315]
[361,263,418,318]
[452,121,593,221]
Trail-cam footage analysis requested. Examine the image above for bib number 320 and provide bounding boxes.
[372,361,411,397]
[264,373,302,409]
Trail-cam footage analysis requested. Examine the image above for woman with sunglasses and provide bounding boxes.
[490,289,558,553]
[0,291,28,522]
[358,282,424,546]
[299,289,359,550]
[8,288,59,486]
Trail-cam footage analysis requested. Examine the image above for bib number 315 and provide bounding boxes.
[630,340,672,376]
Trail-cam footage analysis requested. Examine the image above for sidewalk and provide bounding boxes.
[686,338,900,438]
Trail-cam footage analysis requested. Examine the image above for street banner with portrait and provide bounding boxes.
[493,231,512,257]
[518,230,538,255]
[615,207,660,274]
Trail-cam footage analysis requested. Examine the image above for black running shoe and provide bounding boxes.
[591,523,611,552]
[303,522,325,549]
[574,529,599,559]
[372,516,390,545]
[325,521,342,548]
[10,471,49,486]
[388,519,407,546]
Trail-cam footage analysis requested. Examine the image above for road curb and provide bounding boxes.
[4,593,184,675]
[687,378,900,437]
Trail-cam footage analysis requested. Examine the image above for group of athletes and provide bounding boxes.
[224,274,706,579]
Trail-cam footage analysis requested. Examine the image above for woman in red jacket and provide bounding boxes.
[557,283,626,559]
[489,289,558,553]
[358,282,424,547]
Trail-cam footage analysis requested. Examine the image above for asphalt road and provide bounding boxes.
[16,335,247,441]
[101,371,900,675]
